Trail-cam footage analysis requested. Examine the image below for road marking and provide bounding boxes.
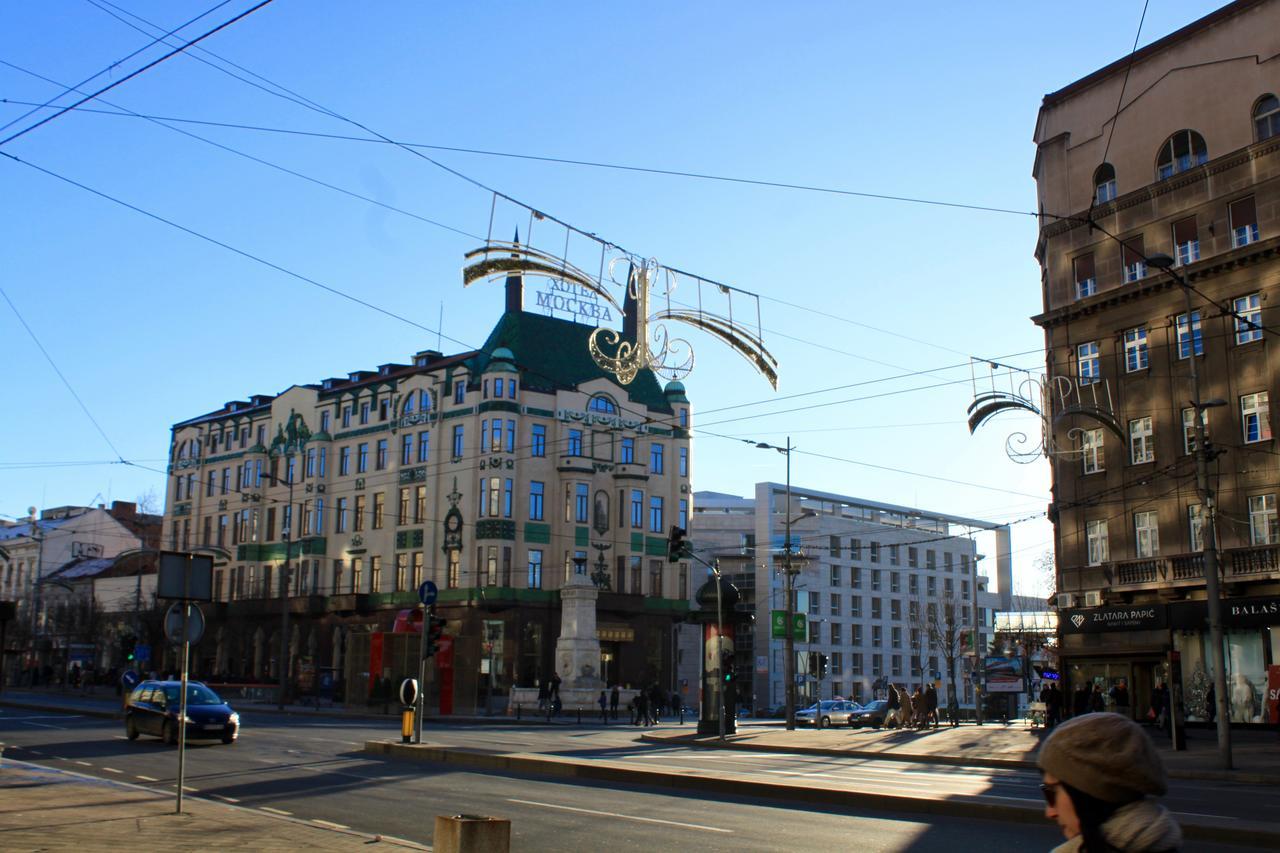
[3,714,83,721]
[213,794,240,804]
[312,819,349,830]
[181,786,199,793]
[136,775,159,782]
[507,799,731,833]
[1173,811,1238,820]
[250,757,278,764]
[21,721,67,729]
[112,735,128,740]
[102,767,123,774]
[261,806,293,816]
[74,761,92,767]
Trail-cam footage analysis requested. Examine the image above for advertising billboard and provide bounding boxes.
[984,655,1025,693]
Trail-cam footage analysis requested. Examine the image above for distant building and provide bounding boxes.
[1032,0,1280,724]
[160,270,696,713]
[691,485,1011,713]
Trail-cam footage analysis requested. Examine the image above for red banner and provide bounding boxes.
[1267,665,1280,725]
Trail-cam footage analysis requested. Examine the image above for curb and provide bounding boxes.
[638,733,1280,786]
[362,741,1280,849]
[0,698,122,720]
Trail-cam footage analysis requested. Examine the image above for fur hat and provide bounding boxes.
[1037,712,1167,803]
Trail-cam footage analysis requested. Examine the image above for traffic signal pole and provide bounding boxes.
[416,604,428,744]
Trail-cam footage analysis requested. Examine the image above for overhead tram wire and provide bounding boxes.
[0,0,276,149]
[1088,0,1150,228]
[0,0,235,136]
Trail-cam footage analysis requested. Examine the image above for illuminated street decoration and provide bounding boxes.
[462,222,777,389]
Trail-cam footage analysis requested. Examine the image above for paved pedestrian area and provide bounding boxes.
[646,719,1280,783]
[0,760,425,851]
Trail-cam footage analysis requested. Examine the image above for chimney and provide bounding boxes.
[505,227,523,314]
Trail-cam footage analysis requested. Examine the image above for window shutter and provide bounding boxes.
[1073,253,1094,282]
[1230,196,1257,229]
[1172,216,1197,245]
[1121,235,1145,267]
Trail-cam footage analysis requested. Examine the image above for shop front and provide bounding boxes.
[1060,595,1280,726]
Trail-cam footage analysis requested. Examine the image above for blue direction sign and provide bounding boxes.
[418,580,438,606]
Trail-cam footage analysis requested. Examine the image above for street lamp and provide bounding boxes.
[1146,252,1232,770]
[260,465,296,712]
[753,438,816,731]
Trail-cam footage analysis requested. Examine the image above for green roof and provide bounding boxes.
[476,311,673,414]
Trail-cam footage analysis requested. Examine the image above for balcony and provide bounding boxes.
[1109,544,1280,592]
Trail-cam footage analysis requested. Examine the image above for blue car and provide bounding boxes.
[125,680,239,745]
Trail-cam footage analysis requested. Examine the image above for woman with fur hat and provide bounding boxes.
[1037,712,1181,852]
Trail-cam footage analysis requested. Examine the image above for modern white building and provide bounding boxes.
[691,484,1012,714]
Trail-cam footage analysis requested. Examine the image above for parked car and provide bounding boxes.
[125,680,239,745]
[849,699,890,728]
[795,700,861,728]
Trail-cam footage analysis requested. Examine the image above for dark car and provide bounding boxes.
[849,699,890,728]
[125,680,239,745]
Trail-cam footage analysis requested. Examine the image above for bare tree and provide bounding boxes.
[910,591,969,710]
[135,488,162,516]
[1032,550,1057,606]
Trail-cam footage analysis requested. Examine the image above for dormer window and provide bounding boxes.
[1255,94,1280,142]
[1156,130,1207,180]
[1093,163,1116,203]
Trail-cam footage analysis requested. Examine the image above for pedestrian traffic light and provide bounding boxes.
[721,649,735,684]
[121,636,136,662]
[423,608,444,658]
[818,653,829,680]
[666,526,690,563]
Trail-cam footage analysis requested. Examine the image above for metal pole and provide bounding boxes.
[416,605,427,744]
[973,567,983,726]
[278,475,293,711]
[1182,282,1233,769]
[783,439,796,731]
[715,559,724,742]
[176,568,190,814]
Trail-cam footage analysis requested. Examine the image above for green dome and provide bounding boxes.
[487,347,518,372]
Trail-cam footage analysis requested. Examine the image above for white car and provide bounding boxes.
[795,700,860,728]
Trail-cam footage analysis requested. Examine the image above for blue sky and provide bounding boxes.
[0,1,1227,593]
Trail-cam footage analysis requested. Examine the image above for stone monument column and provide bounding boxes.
[555,562,604,689]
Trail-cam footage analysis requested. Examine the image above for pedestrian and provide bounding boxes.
[1089,684,1105,713]
[947,695,961,728]
[635,690,649,726]
[549,671,561,703]
[910,686,925,729]
[1109,679,1131,719]
[537,679,550,712]
[886,683,902,728]
[1072,683,1090,718]
[598,689,608,724]
[1038,712,1182,852]
[649,684,664,724]
[610,684,620,721]
[1047,682,1063,729]
[924,683,939,729]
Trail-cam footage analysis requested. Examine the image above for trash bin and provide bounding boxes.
[434,814,511,853]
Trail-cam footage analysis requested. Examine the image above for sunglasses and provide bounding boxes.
[1040,783,1059,806]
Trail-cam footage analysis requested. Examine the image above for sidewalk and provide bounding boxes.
[0,759,425,851]
[644,719,1280,785]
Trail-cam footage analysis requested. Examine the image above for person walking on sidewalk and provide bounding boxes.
[598,689,608,723]
[924,683,939,729]
[610,684,620,721]
[886,683,902,728]
[1037,712,1181,852]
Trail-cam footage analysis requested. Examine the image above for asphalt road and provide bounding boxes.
[0,707,1263,851]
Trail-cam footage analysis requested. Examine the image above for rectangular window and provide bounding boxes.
[417,431,430,463]
[567,429,583,457]
[1249,494,1278,545]
[342,406,352,428]
[1182,407,1208,454]
[505,419,516,453]
[891,599,902,620]
[851,596,861,617]
[414,486,426,524]
[631,490,643,528]
[830,592,842,615]
[376,439,388,470]
[1176,311,1203,359]
[401,434,414,466]
[1082,427,1105,474]
[908,574,919,595]
[575,483,589,523]
[650,443,664,474]
[1242,392,1271,443]
[454,381,466,404]
[620,437,635,464]
[1172,216,1199,266]
[412,552,424,590]
[396,553,409,591]
[831,623,842,645]
[1134,510,1159,558]
[1188,504,1204,552]
[1121,234,1146,282]
[927,576,936,596]
[305,448,316,478]
[892,627,902,648]
[679,446,688,477]
[339,447,351,476]
[1073,253,1096,300]
[531,424,546,457]
[1233,293,1263,344]
[1077,341,1100,385]
[1129,417,1153,464]
[890,571,901,593]
[871,598,882,619]
[321,410,331,433]
[370,555,382,593]
[318,447,326,477]
[888,544,900,565]
[1086,519,1109,565]
[649,496,664,533]
[871,569,881,591]
[1230,196,1259,247]
[354,495,365,533]
[398,487,410,525]
[872,625,882,647]
[908,546,918,568]
[516,480,539,523]
[869,541,880,563]
[527,550,543,589]
[851,538,862,560]
[360,401,370,425]
[452,425,464,458]
[357,443,369,473]
[372,492,385,529]
[1123,327,1148,372]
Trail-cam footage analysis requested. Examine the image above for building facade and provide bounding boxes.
[161,272,696,713]
[691,484,1011,714]
[1033,0,1280,724]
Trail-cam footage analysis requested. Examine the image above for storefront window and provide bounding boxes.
[1175,627,1272,722]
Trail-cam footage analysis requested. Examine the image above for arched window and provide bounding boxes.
[1093,163,1116,204]
[588,395,617,414]
[1156,130,1207,180]
[1255,94,1280,142]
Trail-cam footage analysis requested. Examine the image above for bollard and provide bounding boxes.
[401,707,414,744]
[434,814,510,853]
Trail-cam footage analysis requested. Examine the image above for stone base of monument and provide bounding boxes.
[509,686,640,720]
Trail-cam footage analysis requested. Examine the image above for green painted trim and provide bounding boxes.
[642,597,691,614]
[436,586,556,604]
[441,407,474,420]
[312,431,333,442]
[525,407,555,418]
[369,590,419,609]
[395,529,425,550]
[524,522,551,544]
[476,519,516,541]
[575,526,589,547]
[647,426,674,437]
[631,532,645,552]
[333,423,391,441]
[205,451,246,465]
[237,537,327,561]
[645,536,667,557]
[479,401,521,414]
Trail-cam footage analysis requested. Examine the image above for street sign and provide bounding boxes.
[158,552,214,601]
[164,603,205,645]
[135,643,151,662]
[770,610,806,640]
[120,669,141,691]
[418,580,438,606]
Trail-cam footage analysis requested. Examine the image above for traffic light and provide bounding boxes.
[818,653,829,680]
[667,526,690,563]
[721,649,735,685]
[808,651,818,676]
[121,636,136,662]
[423,608,444,658]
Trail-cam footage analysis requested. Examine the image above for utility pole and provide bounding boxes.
[782,440,797,731]
[1149,253,1231,769]
[263,465,295,712]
